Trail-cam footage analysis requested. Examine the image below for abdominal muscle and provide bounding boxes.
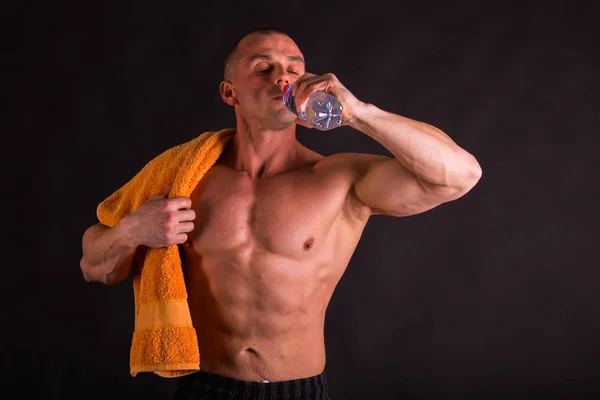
[179,154,369,382]
[182,243,336,383]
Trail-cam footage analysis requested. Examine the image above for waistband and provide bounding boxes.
[175,369,329,399]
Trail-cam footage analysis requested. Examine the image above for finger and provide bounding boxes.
[176,222,195,234]
[292,73,320,100]
[293,74,321,97]
[294,76,332,113]
[176,209,196,222]
[166,196,192,211]
[292,72,316,91]
[174,233,188,245]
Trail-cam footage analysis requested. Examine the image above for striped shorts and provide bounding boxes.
[172,370,331,400]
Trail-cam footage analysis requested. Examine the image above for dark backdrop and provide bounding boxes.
[9,0,599,398]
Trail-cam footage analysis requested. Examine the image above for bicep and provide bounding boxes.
[353,156,450,217]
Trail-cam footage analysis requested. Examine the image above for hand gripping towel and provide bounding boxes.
[96,128,235,377]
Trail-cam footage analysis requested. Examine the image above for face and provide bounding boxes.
[221,33,305,130]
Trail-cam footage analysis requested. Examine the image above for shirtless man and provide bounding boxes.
[80,28,482,399]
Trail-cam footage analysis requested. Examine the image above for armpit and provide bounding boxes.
[345,186,372,221]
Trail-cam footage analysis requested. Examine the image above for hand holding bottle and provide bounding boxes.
[283,72,364,130]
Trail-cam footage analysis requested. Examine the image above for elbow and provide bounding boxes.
[79,258,120,286]
[454,155,482,196]
[437,155,481,200]
[80,258,103,284]
[423,153,482,202]
[465,155,482,186]
[80,257,94,283]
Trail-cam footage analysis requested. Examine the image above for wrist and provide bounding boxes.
[115,215,144,248]
[345,101,373,132]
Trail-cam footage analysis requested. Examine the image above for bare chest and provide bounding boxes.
[187,165,355,260]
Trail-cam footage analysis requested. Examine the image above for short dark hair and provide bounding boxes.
[223,27,290,80]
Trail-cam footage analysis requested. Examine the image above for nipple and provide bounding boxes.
[303,238,314,250]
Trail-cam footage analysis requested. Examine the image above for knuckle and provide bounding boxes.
[167,233,178,244]
[162,219,175,231]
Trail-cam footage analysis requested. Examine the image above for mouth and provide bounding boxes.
[273,95,283,100]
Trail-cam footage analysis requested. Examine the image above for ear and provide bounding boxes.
[220,80,238,106]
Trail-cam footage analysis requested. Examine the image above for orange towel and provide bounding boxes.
[96,128,236,377]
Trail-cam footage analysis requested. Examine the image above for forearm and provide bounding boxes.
[348,103,481,187]
[80,221,139,285]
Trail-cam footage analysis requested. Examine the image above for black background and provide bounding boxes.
[9,0,599,398]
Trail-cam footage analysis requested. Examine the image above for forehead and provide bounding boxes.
[237,33,303,61]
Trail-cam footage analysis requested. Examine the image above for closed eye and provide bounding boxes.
[256,67,299,75]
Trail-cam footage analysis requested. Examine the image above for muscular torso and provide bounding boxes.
[181,147,370,382]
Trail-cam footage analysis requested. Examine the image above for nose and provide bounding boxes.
[276,76,289,85]
[274,65,290,85]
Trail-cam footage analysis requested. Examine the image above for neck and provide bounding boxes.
[226,118,300,179]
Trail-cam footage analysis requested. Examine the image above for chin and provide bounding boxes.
[266,111,296,130]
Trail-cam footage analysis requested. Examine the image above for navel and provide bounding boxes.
[303,238,314,250]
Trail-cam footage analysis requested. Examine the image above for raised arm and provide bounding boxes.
[291,72,482,217]
[349,103,482,217]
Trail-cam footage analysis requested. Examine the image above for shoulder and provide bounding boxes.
[297,144,389,187]
[314,152,391,220]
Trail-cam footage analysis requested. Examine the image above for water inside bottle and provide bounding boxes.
[282,85,343,131]
[304,92,343,131]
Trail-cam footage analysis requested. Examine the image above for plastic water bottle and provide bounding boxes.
[282,84,343,131]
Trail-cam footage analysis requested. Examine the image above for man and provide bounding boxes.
[80,27,482,399]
